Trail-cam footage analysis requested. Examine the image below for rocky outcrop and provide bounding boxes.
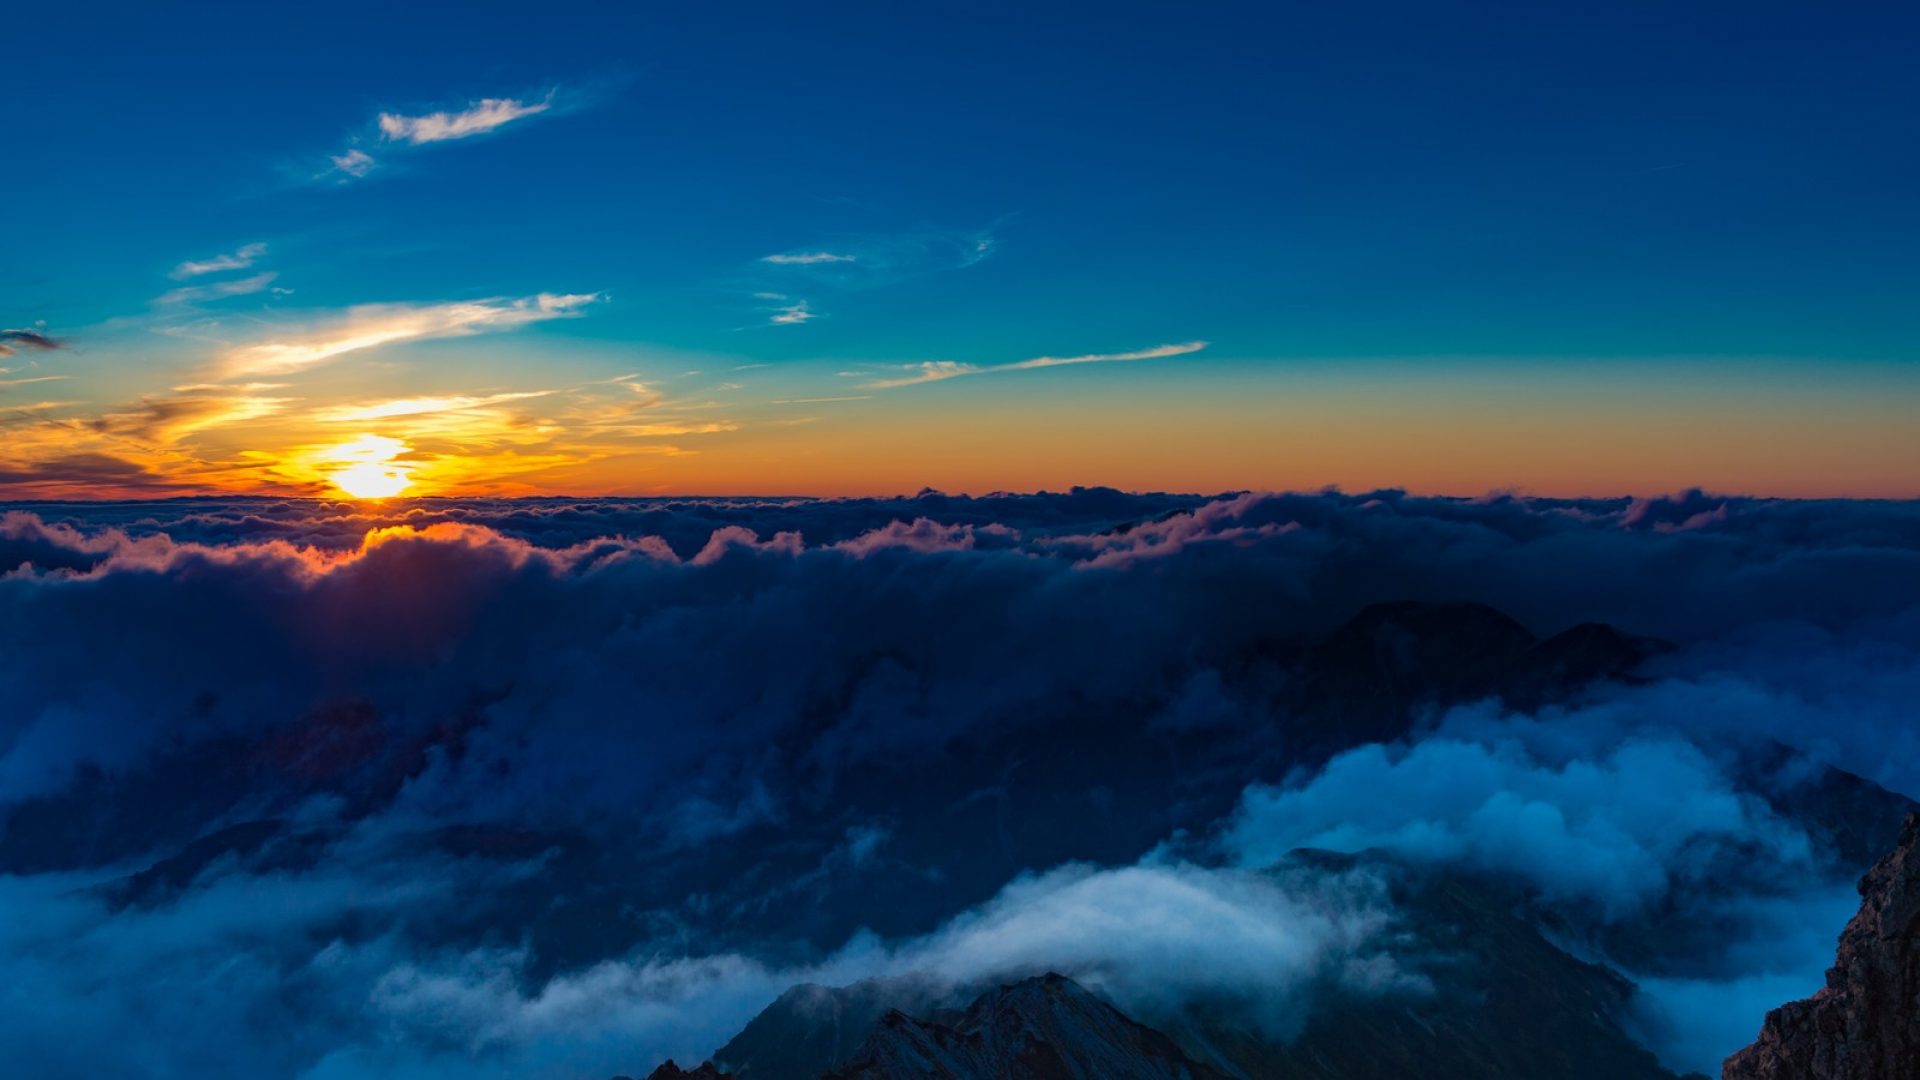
[1723,812,1920,1079]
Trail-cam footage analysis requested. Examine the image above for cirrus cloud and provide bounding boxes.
[170,243,267,280]
[761,252,856,266]
[378,95,553,145]
[216,293,601,378]
[866,341,1210,389]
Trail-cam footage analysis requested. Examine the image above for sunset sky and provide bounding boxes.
[5,3,1917,499]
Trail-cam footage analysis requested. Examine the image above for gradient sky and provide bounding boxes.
[4,1,1917,499]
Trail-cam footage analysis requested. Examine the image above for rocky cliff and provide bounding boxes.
[1723,812,1920,1079]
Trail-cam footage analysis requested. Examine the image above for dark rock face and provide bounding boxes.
[1723,812,1920,1080]
[823,973,1227,1080]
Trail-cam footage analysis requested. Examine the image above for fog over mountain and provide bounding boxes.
[2,488,1917,1078]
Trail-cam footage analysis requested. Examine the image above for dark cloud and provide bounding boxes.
[0,490,1916,1076]
[0,453,186,496]
[0,328,63,356]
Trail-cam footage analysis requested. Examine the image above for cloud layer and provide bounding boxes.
[0,488,1916,1076]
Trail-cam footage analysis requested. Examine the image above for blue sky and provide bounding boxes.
[4,2,1917,497]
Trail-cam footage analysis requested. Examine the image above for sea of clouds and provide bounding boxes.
[2,488,1918,1077]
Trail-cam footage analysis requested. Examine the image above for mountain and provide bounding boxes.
[1267,602,1666,761]
[823,973,1228,1080]
[639,1063,736,1080]
[1170,853,1679,1080]
[716,977,955,1079]
[695,853,1680,1080]
[1722,812,1920,1079]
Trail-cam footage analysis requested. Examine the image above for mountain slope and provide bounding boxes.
[1173,853,1679,1080]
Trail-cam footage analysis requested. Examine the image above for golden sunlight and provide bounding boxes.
[323,434,415,499]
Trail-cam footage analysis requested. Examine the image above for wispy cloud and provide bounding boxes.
[217,292,601,378]
[89,392,288,444]
[752,227,996,293]
[318,89,569,183]
[171,243,267,280]
[761,252,856,266]
[155,271,282,307]
[330,149,375,178]
[617,420,738,437]
[0,375,68,389]
[866,341,1209,389]
[311,391,554,423]
[770,300,816,326]
[0,328,64,357]
[736,229,994,329]
[378,95,553,145]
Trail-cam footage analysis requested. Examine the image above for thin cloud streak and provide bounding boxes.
[216,293,600,378]
[155,271,280,307]
[866,341,1210,389]
[379,96,552,144]
[171,243,267,280]
[762,252,856,266]
[310,391,555,423]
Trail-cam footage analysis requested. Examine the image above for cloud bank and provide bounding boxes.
[0,488,1916,1076]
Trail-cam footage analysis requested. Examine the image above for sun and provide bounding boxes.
[322,434,416,499]
[331,461,413,499]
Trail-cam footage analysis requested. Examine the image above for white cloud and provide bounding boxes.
[171,243,267,280]
[345,859,1414,1074]
[330,149,375,178]
[310,391,554,423]
[770,300,816,326]
[218,293,600,377]
[867,341,1208,389]
[761,252,856,266]
[378,96,552,145]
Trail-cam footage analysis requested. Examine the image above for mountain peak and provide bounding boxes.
[824,973,1227,1080]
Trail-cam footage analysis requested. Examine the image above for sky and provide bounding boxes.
[4,1,1917,499]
